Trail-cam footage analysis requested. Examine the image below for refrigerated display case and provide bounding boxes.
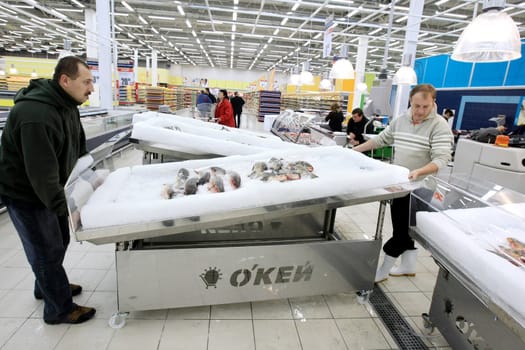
[270,110,338,146]
[409,176,525,350]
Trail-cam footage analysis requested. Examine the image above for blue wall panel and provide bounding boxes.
[443,59,472,87]
[471,62,508,87]
[505,43,525,86]
[419,55,448,88]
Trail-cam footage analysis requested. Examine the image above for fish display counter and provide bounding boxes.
[130,111,299,162]
[409,176,525,350]
[66,146,413,328]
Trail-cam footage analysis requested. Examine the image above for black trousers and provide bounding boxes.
[383,194,415,257]
[234,111,242,128]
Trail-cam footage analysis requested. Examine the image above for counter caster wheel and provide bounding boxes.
[108,312,128,329]
[421,313,435,334]
[356,290,371,305]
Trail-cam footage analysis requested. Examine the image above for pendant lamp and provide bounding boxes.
[299,62,314,85]
[452,0,521,62]
[393,54,417,85]
[329,45,355,79]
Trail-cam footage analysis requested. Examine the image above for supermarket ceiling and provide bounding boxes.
[0,0,524,75]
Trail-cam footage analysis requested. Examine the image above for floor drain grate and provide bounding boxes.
[369,285,429,350]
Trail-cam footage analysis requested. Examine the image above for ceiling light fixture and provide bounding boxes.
[452,0,521,62]
[121,1,134,12]
[329,45,355,79]
[280,18,288,26]
[71,0,85,8]
[393,54,417,85]
[151,27,159,34]
[177,5,185,16]
[291,1,300,12]
[435,0,450,5]
[138,15,148,24]
[273,28,280,36]
[186,19,192,28]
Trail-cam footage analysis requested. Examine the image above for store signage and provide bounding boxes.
[200,262,314,289]
[323,14,334,58]
[455,316,493,350]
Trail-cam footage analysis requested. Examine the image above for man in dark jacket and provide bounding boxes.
[347,108,374,146]
[230,91,245,128]
[205,87,217,104]
[0,56,96,325]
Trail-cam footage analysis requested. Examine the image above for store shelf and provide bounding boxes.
[281,92,349,116]
[257,90,281,122]
[145,87,164,111]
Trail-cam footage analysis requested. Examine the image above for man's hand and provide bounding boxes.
[349,139,359,146]
[408,169,423,180]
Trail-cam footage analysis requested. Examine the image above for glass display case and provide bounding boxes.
[270,110,336,146]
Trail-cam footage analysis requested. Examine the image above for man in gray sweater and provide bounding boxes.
[353,84,453,282]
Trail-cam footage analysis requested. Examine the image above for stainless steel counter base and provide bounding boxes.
[428,267,524,350]
[116,238,380,312]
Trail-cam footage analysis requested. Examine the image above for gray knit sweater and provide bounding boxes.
[370,108,453,171]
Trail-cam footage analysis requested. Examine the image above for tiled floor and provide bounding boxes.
[0,111,451,349]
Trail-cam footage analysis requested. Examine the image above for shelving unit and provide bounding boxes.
[118,85,136,106]
[163,88,177,110]
[145,87,164,111]
[257,90,281,122]
[281,92,349,115]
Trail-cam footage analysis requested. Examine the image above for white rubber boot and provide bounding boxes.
[375,255,397,283]
[389,249,418,277]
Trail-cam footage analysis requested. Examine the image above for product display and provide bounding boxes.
[271,110,336,146]
[75,146,408,229]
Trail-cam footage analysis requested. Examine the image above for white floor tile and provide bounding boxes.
[1,250,30,268]
[253,319,301,350]
[107,319,164,350]
[12,272,35,290]
[417,256,440,274]
[55,319,115,350]
[208,319,254,350]
[211,302,252,319]
[381,276,419,293]
[289,295,332,320]
[337,318,391,350]
[96,268,117,292]
[167,305,211,320]
[1,319,69,350]
[324,293,371,319]
[86,291,118,320]
[295,319,347,350]
[410,272,437,293]
[158,319,209,350]
[63,251,87,268]
[0,290,41,318]
[251,299,293,319]
[0,318,25,348]
[391,292,431,317]
[66,268,108,292]
[0,248,19,266]
[0,266,31,289]
[0,234,22,250]
[75,252,115,269]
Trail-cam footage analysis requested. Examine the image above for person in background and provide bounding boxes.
[230,91,245,128]
[0,56,97,324]
[347,107,374,146]
[353,84,453,283]
[196,89,212,119]
[215,89,235,127]
[205,87,217,104]
[324,102,344,132]
[443,108,454,129]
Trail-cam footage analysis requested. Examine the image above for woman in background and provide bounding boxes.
[214,89,235,127]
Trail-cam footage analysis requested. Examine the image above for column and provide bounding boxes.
[392,0,424,119]
[85,9,99,106]
[133,49,138,83]
[151,50,158,87]
[96,0,113,110]
[352,36,368,110]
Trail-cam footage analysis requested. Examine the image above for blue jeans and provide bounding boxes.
[2,196,75,321]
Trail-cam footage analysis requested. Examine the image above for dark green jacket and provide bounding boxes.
[0,79,87,215]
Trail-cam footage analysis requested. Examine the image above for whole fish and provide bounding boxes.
[184,177,199,195]
[228,170,242,189]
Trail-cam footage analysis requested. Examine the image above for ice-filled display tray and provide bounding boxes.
[68,146,411,244]
[131,111,301,156]
[412,178,525,330]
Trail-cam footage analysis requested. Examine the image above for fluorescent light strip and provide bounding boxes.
[138,15,148,24]
[149,15,175,20]
[121,1,134,12]
[56,8,83,12]
[186,19,192,28]
[177,5,185,16]
[435,0,449,5]
[151,27,159,34]
[280,18,288,26]
[71,0,85,8]
[159,27,183,32]
[441,12,468,19]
